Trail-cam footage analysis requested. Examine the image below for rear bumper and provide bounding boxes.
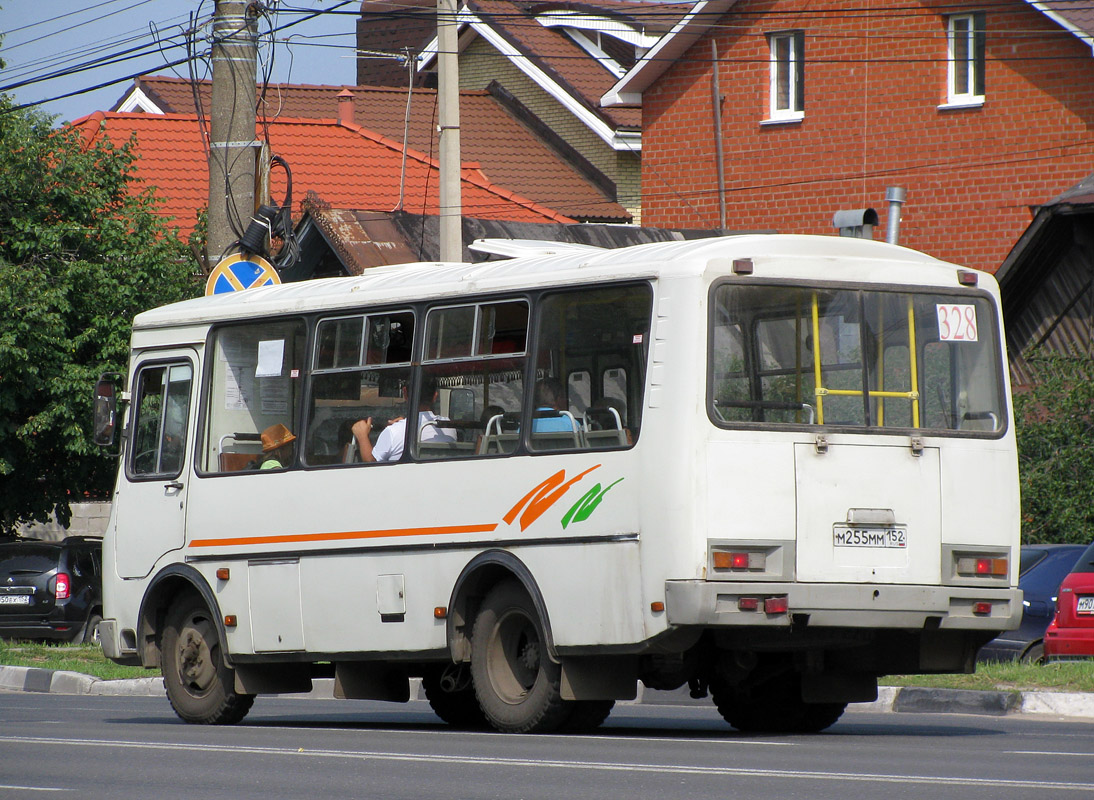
[664,581,1022,630]
[1044,626,1094,658]
[0,618,85,641]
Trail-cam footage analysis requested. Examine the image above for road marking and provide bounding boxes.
[1,736,1092,791]
[0,785,69,793]
[1006,750,1094,757]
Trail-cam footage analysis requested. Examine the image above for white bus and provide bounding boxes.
[93,234,1021,733]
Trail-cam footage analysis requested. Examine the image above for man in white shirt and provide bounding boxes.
[350,377,454,462]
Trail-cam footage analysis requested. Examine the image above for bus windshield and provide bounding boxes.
[710,283,1005,433]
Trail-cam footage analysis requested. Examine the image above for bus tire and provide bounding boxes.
[470,580,568,733]
[560,700,615,732]
[422,663,489,729]
[711,674,845,734]
[161,593,254,725]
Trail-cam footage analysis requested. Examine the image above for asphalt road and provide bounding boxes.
[1,692,1092,799]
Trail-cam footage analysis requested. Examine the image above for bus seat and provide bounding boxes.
[584,428,628,448]
[530,431,582,451]
[478,433,519,455]
[218,452,259,472]
[418,441,476,458]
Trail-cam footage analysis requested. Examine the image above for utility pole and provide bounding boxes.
[437,0,463,262]
[207,0,259,266]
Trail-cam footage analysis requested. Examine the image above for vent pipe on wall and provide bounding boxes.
[886,186,906,244]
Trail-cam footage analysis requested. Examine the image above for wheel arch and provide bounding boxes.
[446,549,556,663]
[137,564,226,669]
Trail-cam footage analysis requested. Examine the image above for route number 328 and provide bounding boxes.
[936,304,978,342]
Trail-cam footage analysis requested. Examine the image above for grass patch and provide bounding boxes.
[886,660,1094,693]
[3,640,1093,693]
[0,640,150,681]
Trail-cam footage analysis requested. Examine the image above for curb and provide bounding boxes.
[2,665,1092,720]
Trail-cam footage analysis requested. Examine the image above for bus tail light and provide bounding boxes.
[764,596,789,614]
[713,550,766,571]
[53,573,71,600]
[738,597,760,611]
[956,556,1008,577]
[972,602,992,616]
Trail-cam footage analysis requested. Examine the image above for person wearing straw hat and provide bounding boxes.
[258,423,296,470]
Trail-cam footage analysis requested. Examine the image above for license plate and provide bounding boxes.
[0,595,31,606]
[1077,596,1094,615]
[833,525,907,548]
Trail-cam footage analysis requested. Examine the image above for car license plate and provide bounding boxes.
[833,525,907,548]
[0,595,31,605]
[1077,596,1094,615]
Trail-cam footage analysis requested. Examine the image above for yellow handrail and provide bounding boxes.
[809,292,920,427]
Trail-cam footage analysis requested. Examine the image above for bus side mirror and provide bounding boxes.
[93,373,125,448]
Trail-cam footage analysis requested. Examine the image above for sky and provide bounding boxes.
[1,1,362,123]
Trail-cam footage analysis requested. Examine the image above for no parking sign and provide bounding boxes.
[205,253,281,296]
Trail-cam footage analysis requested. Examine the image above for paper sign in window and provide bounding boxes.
[936,304,978,342]
[255,339,285,377]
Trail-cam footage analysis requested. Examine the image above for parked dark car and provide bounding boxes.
[977,543,1087,664]
[1045,540,1094,661]
[0,536,103,643]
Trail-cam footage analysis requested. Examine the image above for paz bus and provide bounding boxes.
[93,234,1021,733]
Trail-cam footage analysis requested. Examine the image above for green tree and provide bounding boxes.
[1014,352,1094,545]
[0,94,199,534]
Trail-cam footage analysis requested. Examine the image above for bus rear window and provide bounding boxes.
[709,283,1005,434]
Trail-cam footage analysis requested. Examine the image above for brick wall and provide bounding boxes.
[641,0,1094,272]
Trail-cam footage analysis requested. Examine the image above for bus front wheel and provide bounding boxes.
[161,593,254,725]
[470,580,568,733]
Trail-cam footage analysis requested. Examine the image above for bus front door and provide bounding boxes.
[115,354,197,579]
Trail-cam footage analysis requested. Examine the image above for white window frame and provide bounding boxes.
[766,31,805,123]
[944,13,985,107]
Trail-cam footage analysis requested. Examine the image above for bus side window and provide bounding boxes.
[201,320,306,474]
[130,362,192,478]
[533,284,651,451]
[416,300,528,460]
[305,310,415,466]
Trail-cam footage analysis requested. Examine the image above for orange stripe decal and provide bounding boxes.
[189,523,498,549]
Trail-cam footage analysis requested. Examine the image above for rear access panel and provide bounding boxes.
[795,441,941,585]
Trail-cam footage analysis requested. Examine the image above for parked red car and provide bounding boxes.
[1044,540,1094,660]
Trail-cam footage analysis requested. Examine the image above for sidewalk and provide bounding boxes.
[2,664,1093,720]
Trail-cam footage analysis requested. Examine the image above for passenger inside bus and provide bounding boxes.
[257,423,296,470]
[531,378,580,433]
[351,377,455,462]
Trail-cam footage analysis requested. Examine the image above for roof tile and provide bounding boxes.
[70,111,575,241]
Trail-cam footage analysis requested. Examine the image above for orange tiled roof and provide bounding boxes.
[115,76,630,222]
[70,111,575,241]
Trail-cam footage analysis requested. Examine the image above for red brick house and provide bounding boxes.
[603,0,1094,273]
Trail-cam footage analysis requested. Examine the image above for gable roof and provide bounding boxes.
[602,0,1094,107]
[69,111,575,241]
[413,0,690,148]
[112,76,629,222]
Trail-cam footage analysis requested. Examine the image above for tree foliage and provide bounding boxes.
[0,95,199,533]
[1014,352,1094,545]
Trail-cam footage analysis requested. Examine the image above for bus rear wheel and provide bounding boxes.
[711,673,845,734]
[161,593,254,725]
[422,663,489,729]
[470,580,568,733]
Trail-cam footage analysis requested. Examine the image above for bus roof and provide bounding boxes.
[135,234,976,330]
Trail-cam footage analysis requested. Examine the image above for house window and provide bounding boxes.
[946,13,985,105]
[767,31,804,122]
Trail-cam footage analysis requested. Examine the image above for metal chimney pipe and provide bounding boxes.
[886,186,906,244]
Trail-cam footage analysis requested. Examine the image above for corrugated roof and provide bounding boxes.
[114,76,630,222]
[69,111,575,240]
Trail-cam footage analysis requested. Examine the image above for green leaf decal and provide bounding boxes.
[561,478,623,529]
